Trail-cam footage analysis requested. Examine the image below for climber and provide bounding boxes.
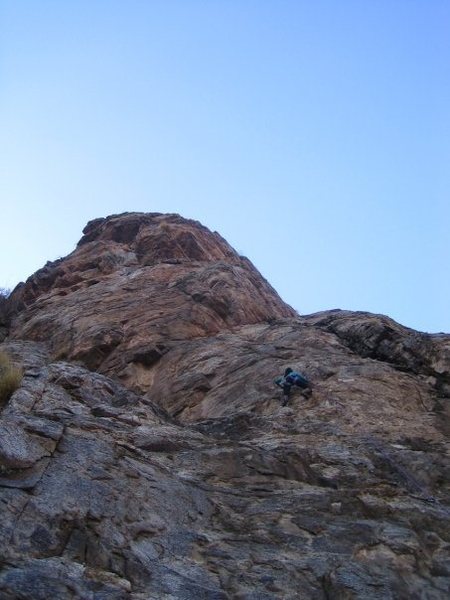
[274,367,312,406]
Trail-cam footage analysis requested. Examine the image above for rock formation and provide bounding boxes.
[0,212,449,599]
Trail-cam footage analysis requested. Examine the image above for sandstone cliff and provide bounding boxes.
[0,212,449,599]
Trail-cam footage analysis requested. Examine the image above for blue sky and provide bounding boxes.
[1,1,449,333]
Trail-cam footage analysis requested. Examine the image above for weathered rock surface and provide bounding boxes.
[0,212,449,599]
[8,213,295,387]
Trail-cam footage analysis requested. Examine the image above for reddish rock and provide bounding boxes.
[9,212,296,385]
[0,212,449,599]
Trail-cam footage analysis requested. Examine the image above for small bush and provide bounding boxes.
[0,351,22,407]
[0,288,9,314]
[0,289,11,327]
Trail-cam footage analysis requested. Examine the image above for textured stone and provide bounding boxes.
[0,420,47,469]
[8,213,295,389]
[0,213,448,599]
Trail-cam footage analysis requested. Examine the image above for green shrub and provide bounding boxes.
[0,351,22,407]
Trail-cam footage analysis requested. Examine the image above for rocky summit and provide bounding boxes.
[0,212,449,600]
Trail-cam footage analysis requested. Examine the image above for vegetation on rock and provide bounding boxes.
[0,350,22,406]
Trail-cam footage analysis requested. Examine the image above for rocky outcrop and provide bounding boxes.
[307,310,450,384]
[0,213,449,599]
[8,213,295,389]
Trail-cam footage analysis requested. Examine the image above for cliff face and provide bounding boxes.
[9,213,295,390]
[0,213,449,599]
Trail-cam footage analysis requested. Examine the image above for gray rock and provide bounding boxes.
[0,213,448,599]
[0,421,47,469]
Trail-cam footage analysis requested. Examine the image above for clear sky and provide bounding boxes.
[1,1,449,333]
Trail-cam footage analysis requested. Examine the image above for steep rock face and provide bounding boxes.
[9,213,296,389]
[307,310,450,384]
[1,212,449,599]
